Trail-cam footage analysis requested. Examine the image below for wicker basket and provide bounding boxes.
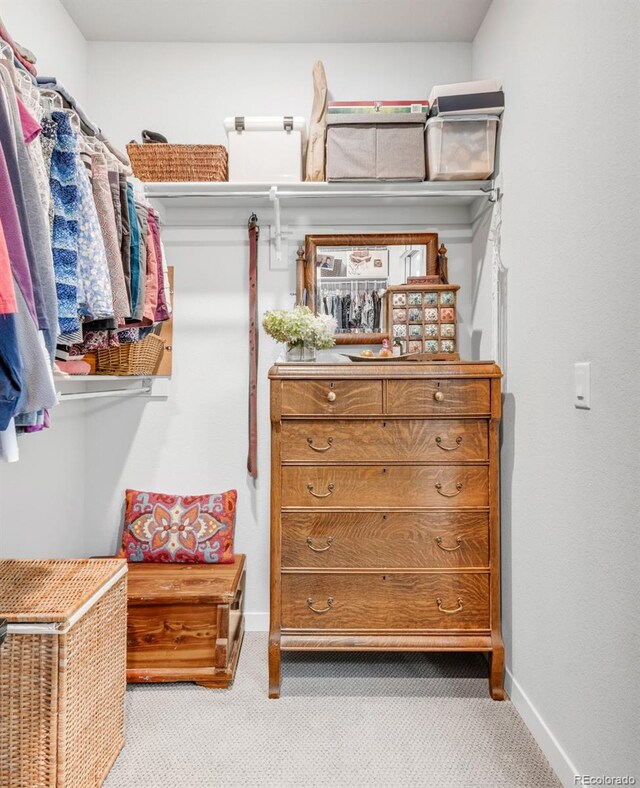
[127,142,228,182]
[0,559,127,787]
[96,333,165,376]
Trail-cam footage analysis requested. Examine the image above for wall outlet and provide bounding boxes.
[574,362,591,409]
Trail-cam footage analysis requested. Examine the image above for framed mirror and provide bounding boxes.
[298,233,440,344]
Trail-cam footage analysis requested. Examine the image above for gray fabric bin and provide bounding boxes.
[326,113,426,181]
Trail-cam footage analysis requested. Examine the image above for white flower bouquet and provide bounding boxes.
[262,306,336,359]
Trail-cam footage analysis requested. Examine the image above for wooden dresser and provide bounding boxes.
[268,362,504,700]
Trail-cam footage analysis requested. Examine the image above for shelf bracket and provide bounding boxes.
[269,185,282,265]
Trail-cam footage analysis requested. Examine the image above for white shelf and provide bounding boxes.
[144,180,497,209]
[55,375,170,382]
[54,375,171,401]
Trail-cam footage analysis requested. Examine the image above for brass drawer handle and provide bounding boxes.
[307,596,334,614]
[435,436,462,451]
[435,536,462,552]
[307,436,334,453]
[435,482,463,497]
[306,536,334,552]
[307,483,335,498]
[433,390,445,402]
[436,597,464,615]
[326,391,337,402]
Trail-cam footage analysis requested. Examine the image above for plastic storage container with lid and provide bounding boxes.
[426,115,499,181]
[223,116,306,183]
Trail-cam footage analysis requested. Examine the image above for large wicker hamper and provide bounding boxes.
[0,559,128,787]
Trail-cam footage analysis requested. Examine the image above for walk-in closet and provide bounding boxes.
[0,2,637,787]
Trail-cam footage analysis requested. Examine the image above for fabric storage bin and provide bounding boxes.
[223,116,306,182]
[326,113,426,181]
[426,115,499,181]
[0,559,128,788]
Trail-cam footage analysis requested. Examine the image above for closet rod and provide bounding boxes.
[152,189,495,199]
[58,387,152,402]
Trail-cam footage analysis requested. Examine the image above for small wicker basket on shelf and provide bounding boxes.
[96,333,165,376]
[127,142,228,182]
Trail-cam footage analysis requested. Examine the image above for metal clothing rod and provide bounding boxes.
[150,189,495,199]
[58,387,151,402]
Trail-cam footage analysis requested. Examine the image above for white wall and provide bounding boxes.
[0,0,89,558]
[473,1,640,784]
[85,42,471,150]
[0,0,88,104]
[76,41,474,624]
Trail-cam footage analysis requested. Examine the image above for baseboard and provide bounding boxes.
[505,666,578,788]
[244,612,269,632]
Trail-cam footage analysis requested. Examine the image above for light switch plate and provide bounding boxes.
[574,362,591,409]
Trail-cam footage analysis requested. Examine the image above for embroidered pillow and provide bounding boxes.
[123,488,236,563]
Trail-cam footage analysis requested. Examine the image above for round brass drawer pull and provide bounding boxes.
[435,436,462,451]
[307,436,334,452]
[306,536,334,552]
[326,391,337,402]
[433,391,445,402]
[435,481,463,497]
[436,597,464,615]
[307,483,335,498]
[307,597,334,614]
[435,536,463,552]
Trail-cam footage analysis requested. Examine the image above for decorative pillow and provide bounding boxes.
[123,488,236,563]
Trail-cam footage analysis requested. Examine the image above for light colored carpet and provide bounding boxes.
[104,632,561,788]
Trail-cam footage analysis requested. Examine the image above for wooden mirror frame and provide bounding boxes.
[298,233,439,344]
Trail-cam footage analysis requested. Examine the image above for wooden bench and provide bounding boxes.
[126,555,245,689]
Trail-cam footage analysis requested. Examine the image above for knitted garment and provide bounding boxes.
[49,111,80,337]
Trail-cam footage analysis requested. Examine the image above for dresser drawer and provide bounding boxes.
[282,465,488,508]
[281,380,382,416]
[281,419,488,463]
[281,511,489,569]
[387,379,490,416]
[281,572,490,630]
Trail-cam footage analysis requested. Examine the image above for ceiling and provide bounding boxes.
[60,0,492,43]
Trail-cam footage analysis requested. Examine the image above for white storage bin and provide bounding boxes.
[426,115,499,181]
[223,116,306,183]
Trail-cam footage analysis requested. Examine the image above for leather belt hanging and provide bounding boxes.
[247,213,259,479]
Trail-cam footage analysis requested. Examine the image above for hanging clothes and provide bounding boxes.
[91,153,130,322]
[0,63,58,351]
[49,109,80,339]
[75,157,114,320]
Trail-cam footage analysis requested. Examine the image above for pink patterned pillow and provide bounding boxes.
[123,488,236,563]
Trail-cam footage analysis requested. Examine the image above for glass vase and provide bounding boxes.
[286,342,316,362]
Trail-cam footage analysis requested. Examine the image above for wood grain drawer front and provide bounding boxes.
[281,511,489,569]
[282,465,488,508]
[387,379,490,416]
[127,604,217,668]
[281,573,490,630]
[281,380,382,416]
[281,419,488,463]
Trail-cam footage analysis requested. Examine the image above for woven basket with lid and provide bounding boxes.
[0,559,127,787]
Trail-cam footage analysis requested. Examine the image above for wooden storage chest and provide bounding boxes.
[0,559,128,787]
[126,555,246,688]
[268,362,504,699]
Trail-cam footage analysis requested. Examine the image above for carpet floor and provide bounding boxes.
[104,632,561,788]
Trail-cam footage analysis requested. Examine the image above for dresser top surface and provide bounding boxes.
[269,361,502,380]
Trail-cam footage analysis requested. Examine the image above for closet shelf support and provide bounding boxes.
[269,185,282,264]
